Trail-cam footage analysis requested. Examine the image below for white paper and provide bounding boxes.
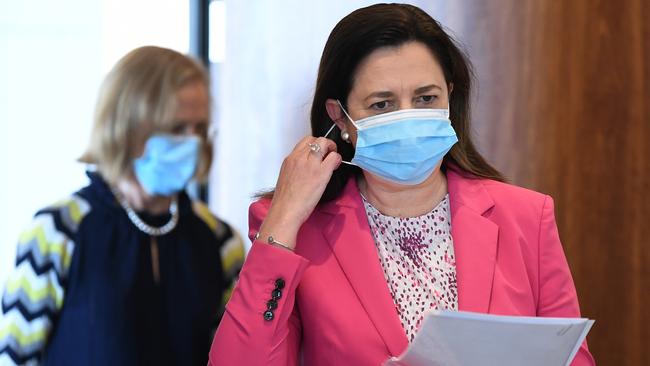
[385,310,594,366]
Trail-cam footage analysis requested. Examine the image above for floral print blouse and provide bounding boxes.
[363,194,458,342]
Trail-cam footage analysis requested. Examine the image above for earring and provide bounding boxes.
[341,130,350,143]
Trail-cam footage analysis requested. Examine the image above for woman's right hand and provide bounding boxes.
[257,136,342,250]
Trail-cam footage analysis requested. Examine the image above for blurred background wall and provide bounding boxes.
[1,1,647,364]
[432,2,649,365]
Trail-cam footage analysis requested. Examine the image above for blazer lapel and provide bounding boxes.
[447,168,499,313]
[320,179,409,357]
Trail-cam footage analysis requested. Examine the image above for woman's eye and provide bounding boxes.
[370,100,390,110]
[169,122,209,137]
[416,95,437,104]
[171,125,186,135]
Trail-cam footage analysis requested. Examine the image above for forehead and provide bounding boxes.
[351,41,446,94]
[174,81,209,119]
[176,81,208,107]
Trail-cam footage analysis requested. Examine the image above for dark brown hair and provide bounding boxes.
[312,3,504,203]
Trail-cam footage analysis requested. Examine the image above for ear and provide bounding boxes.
[447,82,454,101]
[325,98,349,132]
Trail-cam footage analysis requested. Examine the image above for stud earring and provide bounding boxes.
[341,130,350,143]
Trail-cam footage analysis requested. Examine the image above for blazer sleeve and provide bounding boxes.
[537,196,595,366]
[208,200,309,366]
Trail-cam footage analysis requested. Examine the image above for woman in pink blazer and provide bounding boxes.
[210,4,594,365]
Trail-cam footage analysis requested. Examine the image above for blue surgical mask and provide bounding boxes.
[134,134,200,196]
[336,101,458,185]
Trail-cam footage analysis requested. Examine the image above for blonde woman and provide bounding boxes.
[0,46,244,365]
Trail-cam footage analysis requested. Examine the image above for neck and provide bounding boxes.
[358,168,448,218]
[115,178,173,215]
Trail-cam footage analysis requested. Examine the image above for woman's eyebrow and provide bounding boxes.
[364,91,394,102]
[363,84,442,102]
[414,84,443,94]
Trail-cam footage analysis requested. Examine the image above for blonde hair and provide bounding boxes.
[79,46,212,185]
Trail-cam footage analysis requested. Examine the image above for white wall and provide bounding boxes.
[0,0,102,293]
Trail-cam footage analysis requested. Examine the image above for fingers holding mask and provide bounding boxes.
[306,137,342,179]
[307,136,336,156]
[313,137,342,172]
[271,136,342,226]
[292,136,340,181]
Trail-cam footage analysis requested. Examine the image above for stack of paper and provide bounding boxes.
[385,310,594,366]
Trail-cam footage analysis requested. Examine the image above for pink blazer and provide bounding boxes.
[209,169,595,365]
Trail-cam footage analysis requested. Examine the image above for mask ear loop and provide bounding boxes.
[320,100,358,167]
[324,124,336,139]
[323,99,352,139]
[336,100,360,129]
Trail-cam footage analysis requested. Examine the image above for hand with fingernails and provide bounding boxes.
[256,136,342,250]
